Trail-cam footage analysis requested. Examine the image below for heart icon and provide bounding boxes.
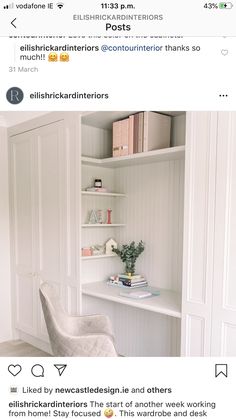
[221,49,229,56]
[8,364,22,377]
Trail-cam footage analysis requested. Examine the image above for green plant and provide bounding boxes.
[112,240,145,275]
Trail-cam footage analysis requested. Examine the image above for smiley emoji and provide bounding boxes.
[60,52,69,62]
[48,52,58,62]
[104,409,114,418]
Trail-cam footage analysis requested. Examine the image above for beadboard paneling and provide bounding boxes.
[81,112,185,357]
[114,159,184,292]
[82,295,180,356]
[81,159,184,291]
[82,166,115,192]
[82,125,112,158]
[171,114,186,146]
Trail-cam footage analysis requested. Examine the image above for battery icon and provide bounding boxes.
[219,2,233,8]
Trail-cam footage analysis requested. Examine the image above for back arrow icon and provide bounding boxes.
[11,18,17,28]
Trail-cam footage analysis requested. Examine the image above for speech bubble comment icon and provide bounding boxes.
[31,364,44,377]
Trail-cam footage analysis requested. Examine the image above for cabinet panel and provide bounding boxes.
[10,114,81,343]
[181,112,218,356]
[221,323,236,356]
[185,314,205,356]
[35,122,64,284]
[211,112,236,356]
[10,133,37,335]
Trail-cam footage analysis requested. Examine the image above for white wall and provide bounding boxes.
[0,112,49,128]
[171,114,186,146]
[0,127,12,342]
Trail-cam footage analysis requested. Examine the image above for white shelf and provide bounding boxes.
[82,254,117,260]
[82,191,126,197]
[82,146,185,168]
[82,156,102,166]
[82,281,181,319]
[82,224,125,228]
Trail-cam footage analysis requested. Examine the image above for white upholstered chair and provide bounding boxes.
[39,282,118,357]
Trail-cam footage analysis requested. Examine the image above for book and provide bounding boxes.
[118,274,142,280]
[137,112,144,153]
[128,114,134,155]
[133,113,139,154]
[143,112,171,152]
[112,118,129,157]
[113,112,171,157]
[120,277,146,285]
[107,279,148,288]
[119,290,152,299]
[121,281,148,288]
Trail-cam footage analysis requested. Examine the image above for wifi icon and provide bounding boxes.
[57,2,64,8]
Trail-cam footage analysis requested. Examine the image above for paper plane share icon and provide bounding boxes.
[54,364,67,376]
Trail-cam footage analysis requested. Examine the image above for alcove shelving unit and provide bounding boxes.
[80,111,186,357]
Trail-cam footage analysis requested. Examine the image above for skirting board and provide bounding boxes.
[18,330,52,355]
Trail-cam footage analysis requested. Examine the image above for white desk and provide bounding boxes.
[82,282,181,319]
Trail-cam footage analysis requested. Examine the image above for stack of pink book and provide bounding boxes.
[112,111,171,158]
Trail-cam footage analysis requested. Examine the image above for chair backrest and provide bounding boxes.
[39,282,69,355]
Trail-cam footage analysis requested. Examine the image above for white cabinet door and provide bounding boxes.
[181,112,218,356]
[34,121,65,339]
[34,120,81,338]
[10,132,38,336]
[182,111,236,356]
[211,112,236,356]
[10,115,81,342]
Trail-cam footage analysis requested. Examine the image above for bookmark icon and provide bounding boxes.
[215,364,228,378]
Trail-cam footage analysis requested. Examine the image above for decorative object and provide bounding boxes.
[106,209,112,224]
[88,209,103,224]
[91,244,105,256]
[112,240,145,275]
[94,178,102,188]
[82,247,92,257]
[105,238,118,255]
[88,209,98,224]
[108,275,120,285]
[96,209,103,224]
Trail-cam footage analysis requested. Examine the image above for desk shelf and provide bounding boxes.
[82,281,181,319]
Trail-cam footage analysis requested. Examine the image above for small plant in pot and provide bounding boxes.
[112,240,145,275]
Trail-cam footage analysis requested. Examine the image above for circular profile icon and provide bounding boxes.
[6,87,24,104]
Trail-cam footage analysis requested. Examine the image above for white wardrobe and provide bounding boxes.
[8,111,236,356]
[9,113,81,352]
[182,112,236,356]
